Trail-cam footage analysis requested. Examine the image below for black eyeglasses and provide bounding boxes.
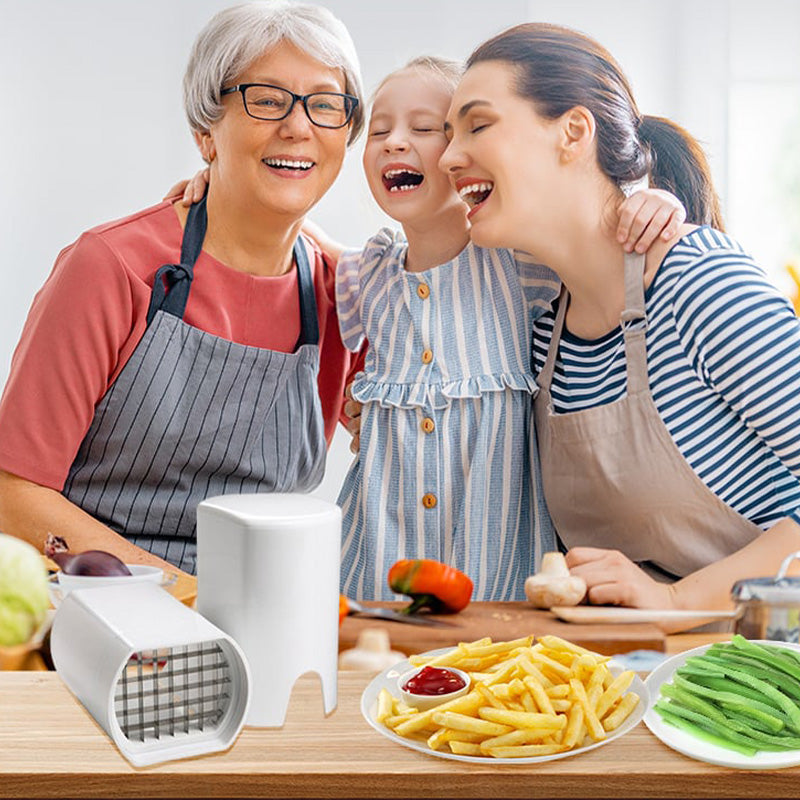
[220,83,358,129]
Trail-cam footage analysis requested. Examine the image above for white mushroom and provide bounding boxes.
[524,552,587,608]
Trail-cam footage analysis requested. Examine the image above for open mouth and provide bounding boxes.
[458,181,493,210]
[263,157,315,172]
[382,168,424,193]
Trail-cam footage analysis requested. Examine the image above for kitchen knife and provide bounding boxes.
[346,598,455,627]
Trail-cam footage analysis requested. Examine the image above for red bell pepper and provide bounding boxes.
[388,559,473,614]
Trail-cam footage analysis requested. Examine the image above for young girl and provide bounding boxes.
[333,57,685,601]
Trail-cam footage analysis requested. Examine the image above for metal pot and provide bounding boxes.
[731,551,800,642]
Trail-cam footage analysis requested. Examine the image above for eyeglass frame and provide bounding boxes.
[220,83,359,129]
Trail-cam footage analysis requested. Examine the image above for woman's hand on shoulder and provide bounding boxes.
[565,546,677,608]
[162,167,210,206]
[302,218,346,263]
[616,188,686,254]
[343,382,362,454]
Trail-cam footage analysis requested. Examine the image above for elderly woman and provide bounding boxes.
[0,1,364,575]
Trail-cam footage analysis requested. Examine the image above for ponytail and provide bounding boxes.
[639,116,724,231]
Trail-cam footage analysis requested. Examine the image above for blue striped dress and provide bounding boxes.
[533,227,800,530]
[336,229,559,601]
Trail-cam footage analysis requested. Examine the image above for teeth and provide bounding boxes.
[384,168,423,179]
[264,158,314,169]
[458,182,493,199]
[388,184,418,192]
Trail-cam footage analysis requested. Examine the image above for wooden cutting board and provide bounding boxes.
[339,601,666,656]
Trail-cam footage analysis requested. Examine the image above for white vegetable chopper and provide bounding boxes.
[196,493,341,727]
[50,581,251,767]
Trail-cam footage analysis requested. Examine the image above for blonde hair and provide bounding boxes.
[371,55,464,102]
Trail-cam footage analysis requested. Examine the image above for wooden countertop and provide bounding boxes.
[2,665,799,800]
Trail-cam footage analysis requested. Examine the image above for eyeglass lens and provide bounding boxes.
[243,86,350,127]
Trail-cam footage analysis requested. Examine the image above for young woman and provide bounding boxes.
[440,23,800,613]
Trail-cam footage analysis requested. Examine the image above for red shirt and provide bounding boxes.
[0,201,360,490]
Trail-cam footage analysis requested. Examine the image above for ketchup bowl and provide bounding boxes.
[397,665,471,711]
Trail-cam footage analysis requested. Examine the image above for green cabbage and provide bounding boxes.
[0,533,49,647]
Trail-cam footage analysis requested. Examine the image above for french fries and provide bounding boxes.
[379,635,640,758]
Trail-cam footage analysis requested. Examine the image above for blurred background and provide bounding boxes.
[1,0,799,502]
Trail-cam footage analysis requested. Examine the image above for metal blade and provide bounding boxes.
[350,608,455,627]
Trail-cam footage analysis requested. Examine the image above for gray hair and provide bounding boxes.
[184,1,364,144]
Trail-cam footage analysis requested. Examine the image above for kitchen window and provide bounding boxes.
[727,82,800,303]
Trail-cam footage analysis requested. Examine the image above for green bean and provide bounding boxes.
[680,672,778,705]
[673,674,788,730]
[720,704,791,735]
[656,696,800,751]
[653,700,758,756]
[656,700,800,752]
[656,639,800,757]
[694,661,800,733]
[728,635,800,684]
[759,641,800,668]
[660,681,727,724]
[699,652,800,702]
[720,708,800,748]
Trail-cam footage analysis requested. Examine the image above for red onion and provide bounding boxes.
[44,533,131,576]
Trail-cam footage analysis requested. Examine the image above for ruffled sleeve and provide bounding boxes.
[335,228,403,352]
[513,250,560,320]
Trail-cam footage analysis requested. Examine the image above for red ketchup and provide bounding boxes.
[403,666,466,696]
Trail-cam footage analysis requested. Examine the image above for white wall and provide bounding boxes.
[1,0,797,502]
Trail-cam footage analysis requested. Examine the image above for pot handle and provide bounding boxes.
[775,550,800,581]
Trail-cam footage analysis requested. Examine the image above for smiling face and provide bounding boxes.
[197,39,350,223]
[440,60,565,252]
[363,69,465,226]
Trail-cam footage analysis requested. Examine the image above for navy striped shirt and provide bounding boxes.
[533,227,800,529]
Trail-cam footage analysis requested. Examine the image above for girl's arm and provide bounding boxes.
[302,218,347,263]
[163,168,209,205]
[616,188,686,253]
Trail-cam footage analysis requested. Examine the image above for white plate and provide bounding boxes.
[361,646,648,764]
[643,639,800,769]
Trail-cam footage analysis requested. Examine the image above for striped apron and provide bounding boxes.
[63,198,326,573]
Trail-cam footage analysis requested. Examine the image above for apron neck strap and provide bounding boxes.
[537,285,568,392]
[293,238,319,347]
[146,198,206,325]
[147,198,320,350]
[619,252,648,394]
[537,251,649,395]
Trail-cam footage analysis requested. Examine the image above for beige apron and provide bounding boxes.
[534,252,762,581]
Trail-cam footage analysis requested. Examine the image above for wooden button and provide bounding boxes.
[421,348,433,364]
[422,493,437,509]
[421,417,435,434]
[417,284,430,300]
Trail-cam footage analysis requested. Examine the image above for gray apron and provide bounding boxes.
[63,197,326,573]
[534,252,762,582]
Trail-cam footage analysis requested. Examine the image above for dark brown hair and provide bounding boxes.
[639,116,724,230]
[467,23,723,229]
